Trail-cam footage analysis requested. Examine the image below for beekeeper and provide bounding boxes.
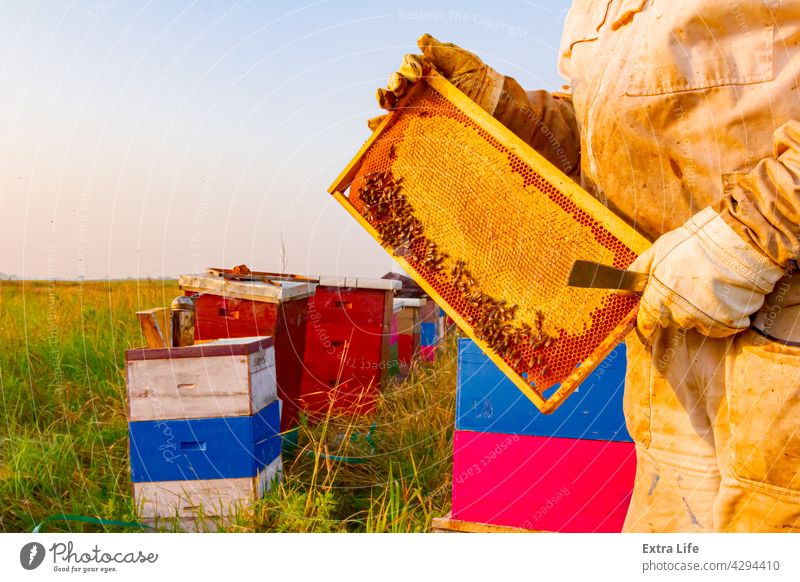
[378,1,800,533]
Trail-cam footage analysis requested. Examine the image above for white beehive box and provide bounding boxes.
[125,336,276,422]
[134,456,283,532]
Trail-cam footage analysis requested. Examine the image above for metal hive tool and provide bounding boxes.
[329,70,650,413]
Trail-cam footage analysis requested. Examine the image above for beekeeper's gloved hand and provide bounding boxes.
[378,34,505,113]
[372,34,581,180]
[630,207,785,339]
[371,34,498,126]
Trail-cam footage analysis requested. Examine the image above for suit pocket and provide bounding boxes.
[726,330,800,492]
[625,1,774,96]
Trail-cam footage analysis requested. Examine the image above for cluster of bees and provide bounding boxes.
[357,170,553,381]
[358,171,449,271]
[451,260,553,377]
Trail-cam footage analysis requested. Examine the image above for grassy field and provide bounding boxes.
[0,280,455,532]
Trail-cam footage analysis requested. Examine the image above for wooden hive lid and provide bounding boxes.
[393,297,427,309]
[126,336,274,361]
[317,275,402,291]
[178,273,315,303]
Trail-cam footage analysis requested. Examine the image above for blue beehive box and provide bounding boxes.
[420,322,437,346]
[456,338,631,442]
[129,399,281,482]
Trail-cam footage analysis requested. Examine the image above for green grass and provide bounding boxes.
[0,280,455,532]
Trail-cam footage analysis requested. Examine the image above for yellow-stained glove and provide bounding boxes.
[630,207,784,338]
[379,34,505,114]
[372,34,581,180]
[370,35,501,129]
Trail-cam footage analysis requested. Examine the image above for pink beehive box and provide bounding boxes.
[451,430,636,532]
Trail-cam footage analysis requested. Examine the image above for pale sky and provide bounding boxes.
[0,0,571,280]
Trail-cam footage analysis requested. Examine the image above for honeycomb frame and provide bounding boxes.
[329,70,650,413]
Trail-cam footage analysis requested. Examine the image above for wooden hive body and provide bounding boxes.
[125,337,283,530]
[451,430,635,532]
[178,274,314,430]
[126,337,276,421]
[392,298,425,366]
[299,277,399,416]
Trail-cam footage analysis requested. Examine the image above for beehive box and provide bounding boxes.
[419,321,438,361]
[125,337,283,530]
[134,456,282,532]
[126,336,276,421]
[329,70,650,412]
[179,273,315,431]
[451,430,635,532]
[128,398,281,482]
[392,297,426,366]
[418,300,441,361]
[299,276,399,416]
[457,338,631,441]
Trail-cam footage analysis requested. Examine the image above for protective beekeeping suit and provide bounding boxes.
[380,0,800,532]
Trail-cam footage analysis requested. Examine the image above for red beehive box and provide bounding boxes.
[300,276,400,417]
[178,273,315,432]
